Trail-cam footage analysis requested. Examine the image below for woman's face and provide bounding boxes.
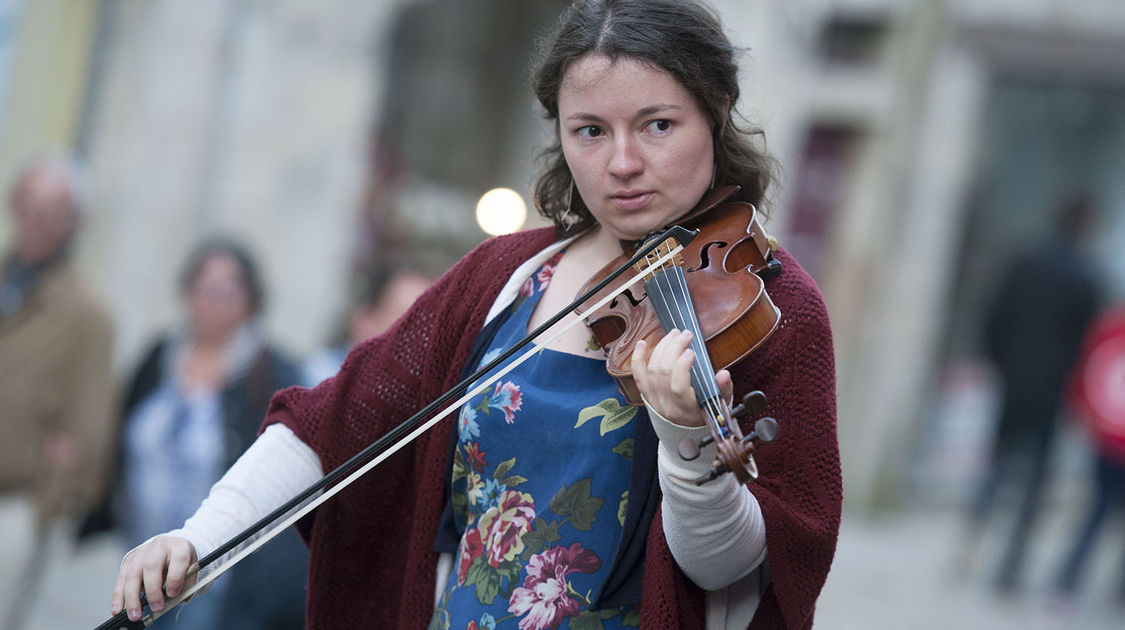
[186,253,252,344]
[558,54,715,242]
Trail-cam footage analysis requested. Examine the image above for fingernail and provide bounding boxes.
[151,600,164,612]
[129,608,140,620]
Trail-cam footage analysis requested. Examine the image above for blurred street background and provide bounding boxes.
[2,0,1125,628]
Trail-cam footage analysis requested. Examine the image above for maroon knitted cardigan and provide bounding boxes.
[263,227,841,629]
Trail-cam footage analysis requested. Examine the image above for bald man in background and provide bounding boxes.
[0,155,115,630]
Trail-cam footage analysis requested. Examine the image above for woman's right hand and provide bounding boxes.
[111,535,199,622]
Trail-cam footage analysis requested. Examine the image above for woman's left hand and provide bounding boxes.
[631,329,733,427]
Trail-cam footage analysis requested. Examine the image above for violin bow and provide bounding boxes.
[93,225,698,630]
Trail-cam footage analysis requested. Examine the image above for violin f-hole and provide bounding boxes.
[609,286,646,309]
[686,240,728,273]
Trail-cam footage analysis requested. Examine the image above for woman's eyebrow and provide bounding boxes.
[564,103,681,122]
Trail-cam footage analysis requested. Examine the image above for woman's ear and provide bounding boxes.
[717,95,731,136]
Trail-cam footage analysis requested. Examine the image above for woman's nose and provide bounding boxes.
[607,136,643,179]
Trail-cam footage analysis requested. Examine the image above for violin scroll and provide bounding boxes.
[676,391,780,485]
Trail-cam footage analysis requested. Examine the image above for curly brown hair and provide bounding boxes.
[530,0,777,236]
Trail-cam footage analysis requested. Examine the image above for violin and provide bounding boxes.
[577,184,783,485]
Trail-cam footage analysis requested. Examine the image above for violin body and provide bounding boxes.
[577,193,781,406]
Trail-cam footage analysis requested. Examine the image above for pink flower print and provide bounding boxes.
[507,543,601,630]
[467,623,480,630]
[464,442,487,472]
[508,574,575,630]
[457,527,484,585]
[536,255,560,291]
[477,490,536,568]
[519,275,535,299]
[490,381,523,424]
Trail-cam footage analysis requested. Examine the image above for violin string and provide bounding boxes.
[139,241,689,626]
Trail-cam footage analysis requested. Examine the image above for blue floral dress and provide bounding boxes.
[430,253,641,630]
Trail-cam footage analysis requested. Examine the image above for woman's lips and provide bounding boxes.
[611,191,654,211]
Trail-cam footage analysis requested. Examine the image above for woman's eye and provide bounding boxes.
[576,126,603,139]
[647,119,672,133]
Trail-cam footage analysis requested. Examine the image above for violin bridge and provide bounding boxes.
[633,237,684,277]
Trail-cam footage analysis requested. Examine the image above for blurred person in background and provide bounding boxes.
[302,266,432,387]
[0,154,115,630]
[85,238,307,629]
[109,2,842,629]
[1051,305,1125,605]
[964,192,1105,594]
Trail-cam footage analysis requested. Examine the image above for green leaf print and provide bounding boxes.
[451,447,468,483]
[549,479,603,531]
[452,492,469,525]
[493,457,517,480]
[499,474,528,487]
[520,518,562,559]
[464,558,497,605]
[496,557,522,585]
[574,404,602,430]
[569,612,606,630]
[575,399,637,435]
[612,437,634,461]
[623,608,642,626]
[465,557,518,606]
[617,490,628,527]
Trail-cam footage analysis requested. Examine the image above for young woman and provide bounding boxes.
[111,2,841,628]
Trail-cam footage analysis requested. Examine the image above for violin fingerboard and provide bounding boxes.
[644,267,722,407]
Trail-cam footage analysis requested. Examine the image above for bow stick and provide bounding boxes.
[94,225,698,630]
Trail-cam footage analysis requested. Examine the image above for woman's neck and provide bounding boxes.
[526,227,622,358]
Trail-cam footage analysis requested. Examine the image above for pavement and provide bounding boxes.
[816,506,1123,630]
[13,503,1124,629]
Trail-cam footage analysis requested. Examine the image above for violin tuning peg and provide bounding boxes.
[677,438,701,461]
[731,390,767,419]
[677,434,715,461]
[741,417,779,444]
[755,417,779,442]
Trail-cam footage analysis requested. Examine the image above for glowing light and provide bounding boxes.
[475,188,527,236]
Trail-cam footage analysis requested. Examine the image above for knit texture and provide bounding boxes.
[264,229,841,629]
